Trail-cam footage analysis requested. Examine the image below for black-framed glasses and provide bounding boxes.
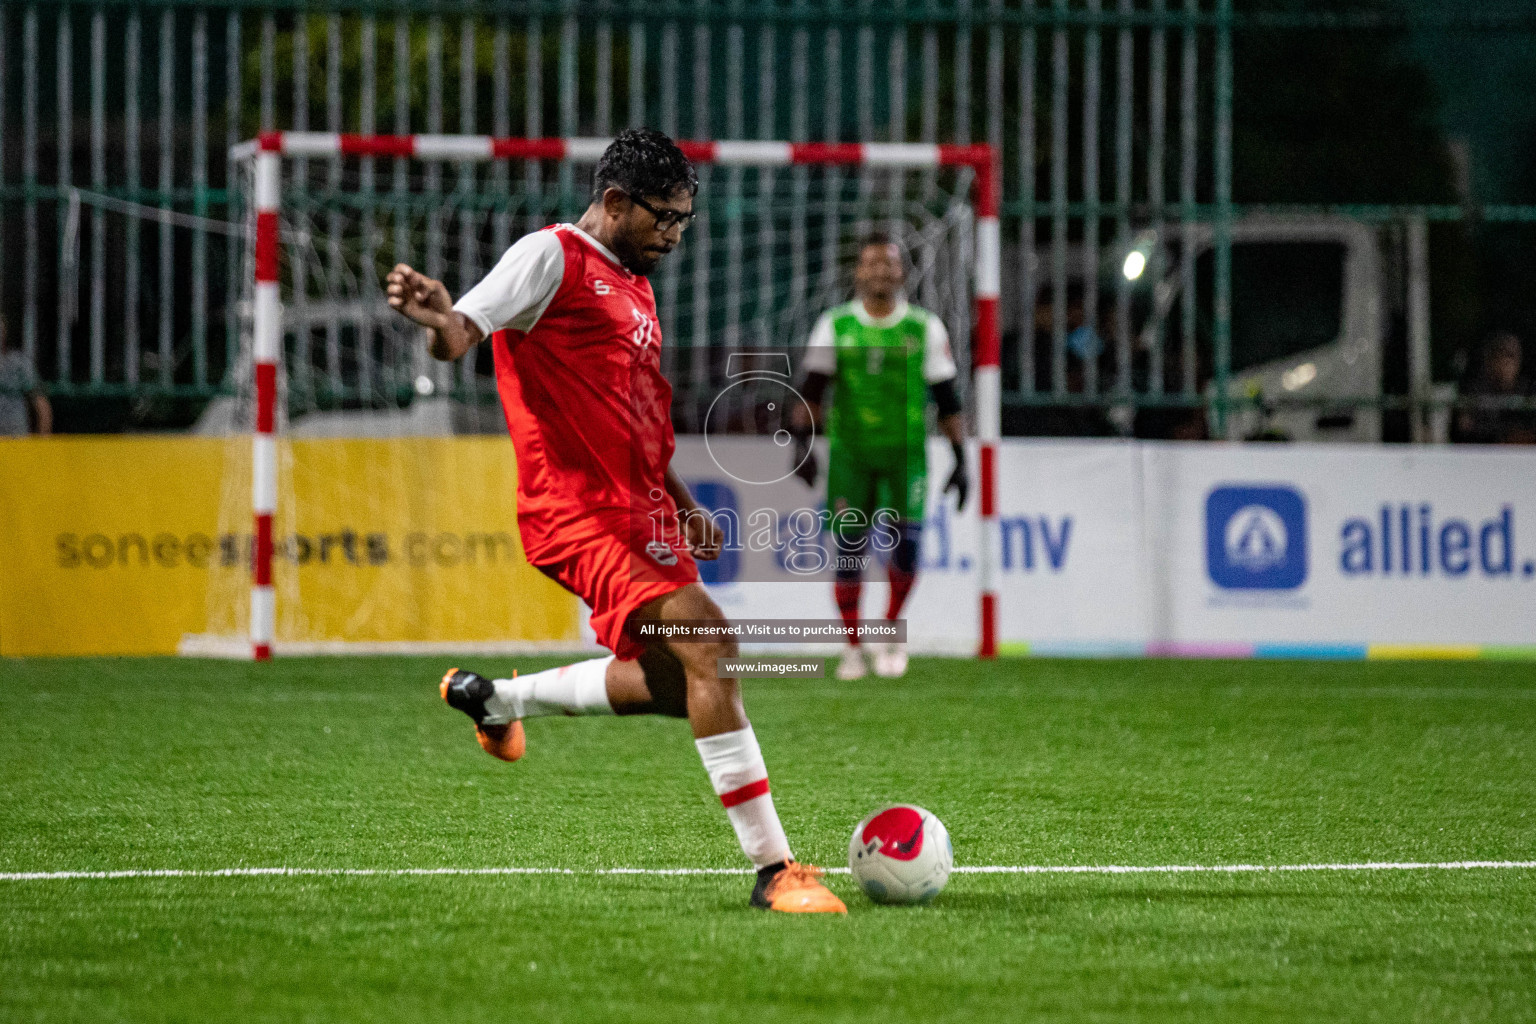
[627,193,696,232]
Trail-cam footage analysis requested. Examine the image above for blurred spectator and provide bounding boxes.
[1452,331,1535,445]
[0,318,52,437]
[1004,285,1117,437]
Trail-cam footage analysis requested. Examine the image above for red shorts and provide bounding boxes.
[534,515,699,661]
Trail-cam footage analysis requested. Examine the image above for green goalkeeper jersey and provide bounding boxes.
[801,298,957,463]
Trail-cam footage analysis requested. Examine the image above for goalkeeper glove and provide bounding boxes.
[792,430,820,488]
[944,439,969,511]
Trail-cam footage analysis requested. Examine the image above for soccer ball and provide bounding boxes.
[847,804,953,905]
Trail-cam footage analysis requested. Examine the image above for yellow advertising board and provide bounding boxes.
[0,437,579,656]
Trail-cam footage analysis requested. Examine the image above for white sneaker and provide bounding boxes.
[835,646,868,680]
[872,642,909,678]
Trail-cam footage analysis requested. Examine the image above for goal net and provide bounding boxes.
[189,136,992,658]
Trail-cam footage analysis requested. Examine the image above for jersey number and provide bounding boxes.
[631,309,658,349]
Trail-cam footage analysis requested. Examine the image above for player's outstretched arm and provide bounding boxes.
[384,263,484,361]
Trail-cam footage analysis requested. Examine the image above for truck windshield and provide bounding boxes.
[1195,241,1346,373]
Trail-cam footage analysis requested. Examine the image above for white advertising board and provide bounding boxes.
[1142,443,1536,649]
[671,437,1536,655]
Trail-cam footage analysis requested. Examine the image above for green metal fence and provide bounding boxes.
[3,0,1535,439]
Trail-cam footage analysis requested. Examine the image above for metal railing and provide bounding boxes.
[3,0,1534,439]
[0,0,1231,414]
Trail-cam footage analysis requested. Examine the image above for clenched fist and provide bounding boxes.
[384,263,480,361]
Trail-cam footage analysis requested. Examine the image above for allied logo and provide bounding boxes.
[1205,485,1308,590]
[860,806,925,862]
[1225,505,1288,572]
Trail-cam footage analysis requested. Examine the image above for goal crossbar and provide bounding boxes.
[236,133,1001,661]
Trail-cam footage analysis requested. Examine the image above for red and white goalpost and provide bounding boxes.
[241,132,1001,661]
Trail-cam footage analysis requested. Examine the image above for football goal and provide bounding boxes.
[203,134,999,660]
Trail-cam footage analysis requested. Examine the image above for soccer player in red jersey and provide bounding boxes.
[385,129,844,913]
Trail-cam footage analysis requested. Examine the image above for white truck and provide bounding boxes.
[1008,214,1433,443]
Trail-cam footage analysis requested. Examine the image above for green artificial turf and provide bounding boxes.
[1,656,1534,1022]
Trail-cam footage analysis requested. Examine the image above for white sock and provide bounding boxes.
[483,656,615,723]
[695,726,793,869]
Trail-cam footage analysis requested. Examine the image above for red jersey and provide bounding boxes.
[477,226,677,565]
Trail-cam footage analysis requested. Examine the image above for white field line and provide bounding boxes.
[3,861,1534,882]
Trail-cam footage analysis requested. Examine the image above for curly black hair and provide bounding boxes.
[591,127,699,203]
[858,230,894,251]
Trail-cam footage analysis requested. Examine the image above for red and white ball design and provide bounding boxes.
[847,804,953,905]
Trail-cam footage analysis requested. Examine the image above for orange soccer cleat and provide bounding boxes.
[750,861,848,914]
[440,667,525,763]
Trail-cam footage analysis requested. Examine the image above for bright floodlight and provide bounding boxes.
[1122,249,1147,281]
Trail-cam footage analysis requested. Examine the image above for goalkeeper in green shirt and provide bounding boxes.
[790,233,969,680]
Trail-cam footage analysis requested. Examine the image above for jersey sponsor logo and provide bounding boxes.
[644,539,679,566]
[860,806,926,862]
[592,278,612,295]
